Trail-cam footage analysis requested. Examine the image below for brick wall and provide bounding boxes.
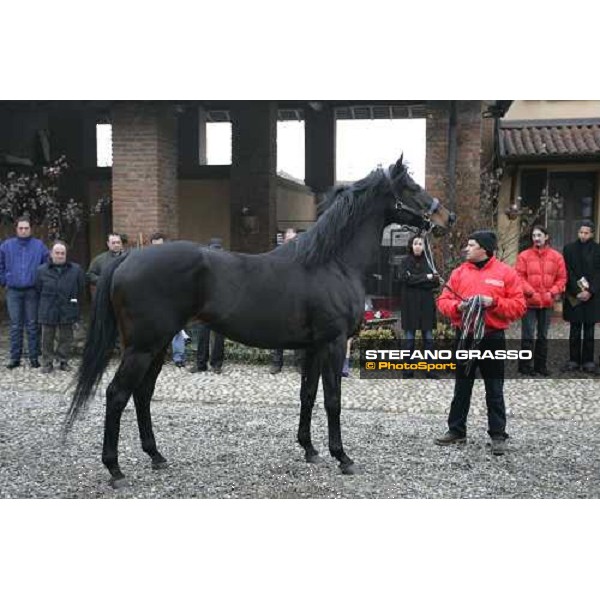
[425,101,484,212]
[455,100,484,219]
[111,102,178,243]
[425,101,450,205]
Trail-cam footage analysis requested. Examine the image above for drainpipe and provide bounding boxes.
[446,100,458,215]
[443,101,458,271]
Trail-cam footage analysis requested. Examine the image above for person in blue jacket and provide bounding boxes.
[0,216,49,368]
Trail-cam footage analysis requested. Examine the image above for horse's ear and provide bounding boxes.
[390,154,404,178]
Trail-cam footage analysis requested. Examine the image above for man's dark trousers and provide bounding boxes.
[41,324,74,367]
[6,287,39,362]
[520,307,551,371]
[196,323,225,369]
[448,330,507,439]
[569,322,595,365]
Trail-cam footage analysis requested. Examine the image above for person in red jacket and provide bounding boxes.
[515,225,567,376]
[435,230,526,456]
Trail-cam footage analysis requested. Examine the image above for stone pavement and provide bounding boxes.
[1,319,600,497]
[1,352,600,498]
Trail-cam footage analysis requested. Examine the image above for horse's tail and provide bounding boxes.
[64,253,129,431]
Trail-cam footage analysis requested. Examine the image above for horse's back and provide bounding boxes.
[110,242,364,350]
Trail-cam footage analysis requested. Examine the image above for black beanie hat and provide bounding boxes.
[469,230,497,256]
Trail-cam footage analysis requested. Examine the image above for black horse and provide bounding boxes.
[66,157,454,487]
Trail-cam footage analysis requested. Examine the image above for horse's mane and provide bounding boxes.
[291,168,390,268]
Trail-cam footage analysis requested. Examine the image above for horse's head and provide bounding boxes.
[384,155,456,235]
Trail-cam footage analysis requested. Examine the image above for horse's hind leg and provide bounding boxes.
[133,348,168,470]
[321,336,357,475]
[103,349,154,488]
[297,348,322,463]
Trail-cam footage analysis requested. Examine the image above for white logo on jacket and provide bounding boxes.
[484,278,505,287]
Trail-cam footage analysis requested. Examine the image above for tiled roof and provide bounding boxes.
[499,118,600,159]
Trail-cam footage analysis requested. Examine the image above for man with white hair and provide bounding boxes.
[35,240,84,373]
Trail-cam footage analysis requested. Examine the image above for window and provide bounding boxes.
[96,124,112,167]
[277,120,305,182]
[336,119,426,185]
[520,169,597,250]
[206,122,232,165]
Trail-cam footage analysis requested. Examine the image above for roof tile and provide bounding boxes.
[499,120,600,158]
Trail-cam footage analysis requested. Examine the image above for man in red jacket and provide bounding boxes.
[435,230,526,455]
[515,225,566,376]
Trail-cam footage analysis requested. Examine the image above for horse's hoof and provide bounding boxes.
[110,477,129,490]
[152,459,168,470]
[339,462,359,475]
[306,453,324,465]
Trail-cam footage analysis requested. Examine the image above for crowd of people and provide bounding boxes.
[404,219,599,456]
[0,221,307,376]
[2,215,599,456]
[0,217,82,372]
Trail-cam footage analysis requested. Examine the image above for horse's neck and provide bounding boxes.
[339,214,385,274]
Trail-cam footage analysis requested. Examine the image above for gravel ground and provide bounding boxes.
[1,355,600,498]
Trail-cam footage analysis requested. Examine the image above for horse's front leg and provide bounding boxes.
[297,348,322,463]
[322,336,357,475]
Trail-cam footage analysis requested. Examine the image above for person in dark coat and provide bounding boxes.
[562,220,600,373]
[86,232,126,295]
[398,234,440,379]
[269,228,305,375]
[35,240,84,373]
[149,232,190,367]
[189,237,226,375]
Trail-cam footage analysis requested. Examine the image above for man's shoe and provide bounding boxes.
[434,431,466,446]
[211,366,222,375]
[582,362,598,374]
[30,359,40,369]
[269,365,282,375]
[174,361,185,368]
[341,357,350,378]
[59,362,71,372]
[562,361,580,372]
[491,438,506,456]
[6,360,20,369]
[189,365,207,373]
[41,365,54,374]
[518,366,535,376]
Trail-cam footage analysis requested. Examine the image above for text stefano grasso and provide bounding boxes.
[364,349,533,361]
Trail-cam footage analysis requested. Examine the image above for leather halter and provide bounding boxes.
[384,166,440,227]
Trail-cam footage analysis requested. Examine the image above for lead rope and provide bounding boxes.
[422,233,438,277]
[456,295,486,376]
